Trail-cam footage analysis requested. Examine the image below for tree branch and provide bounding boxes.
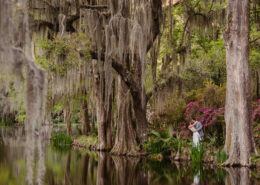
[88,50,141,100]
[147,0,162,52]
[111,61,140,99]
[80,5,108,10]
[31,20,55,31]
[250,37,260,44]
[66,15,80,32]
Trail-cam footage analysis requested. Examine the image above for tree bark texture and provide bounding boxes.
[223,0,255,166]
[93,60,112,151]
[82,154,89,185]
[110,77,140,155]
[225,167,252,185]
[82,100,91,135]
[97,152,112,185]
[64,152,71,185]
[112,156,148,185]
[64,103,72,136]
[86,0,162,154]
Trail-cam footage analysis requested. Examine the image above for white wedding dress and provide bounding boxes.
[193,131,201,148]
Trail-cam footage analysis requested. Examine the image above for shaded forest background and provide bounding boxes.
[0,0,259,158]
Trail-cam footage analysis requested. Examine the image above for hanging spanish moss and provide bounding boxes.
[0,0,46,184]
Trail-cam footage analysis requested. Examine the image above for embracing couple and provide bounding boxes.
[188,120,204,147]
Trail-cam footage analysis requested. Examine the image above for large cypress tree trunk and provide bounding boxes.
[110,77,139,155]
[223,0,255,166]
[93,60,112,151]
[86,0,161,154]
[133,97,148,144]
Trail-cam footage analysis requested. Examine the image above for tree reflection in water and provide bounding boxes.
[0,129,259,185]
[112,156,148,185]
[64,152,71,185]
[97,152,112,185]
[82,153,89,185]
[225,167,254,185]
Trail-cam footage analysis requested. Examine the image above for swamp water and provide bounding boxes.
[0,126,259,185]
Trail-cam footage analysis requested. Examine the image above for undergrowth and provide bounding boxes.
[216,149,228,164]
[190,143,204,163]
[50,132,72,150]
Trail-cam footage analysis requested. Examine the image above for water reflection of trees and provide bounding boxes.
[64,152,72,185]
[85,154,259,185]
[0,126,49,185]
[145,160,229,185]
[225,167,256,185]
[92,154,149,185]
[82,153,89,185]
[0,136,258,185]
[96,152,113,185]
[112,156,148,185]
[80,152,98,185]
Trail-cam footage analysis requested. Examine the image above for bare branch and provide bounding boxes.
[80,5,108,10]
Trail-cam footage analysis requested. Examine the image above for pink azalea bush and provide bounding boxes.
[179,101,225,139]
[150,83,260,148]
[252,100,260,148]
[184,101,224,128]
[252,99,260,122]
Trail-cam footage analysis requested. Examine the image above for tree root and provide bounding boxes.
[110,142,147,156]
[110,148,141,156]
[221,158,253,168]
[96,142,111,151]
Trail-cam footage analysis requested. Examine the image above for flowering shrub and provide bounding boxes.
[183,99,260,146]
[252,99,260,122]
[252,100,260,149]
[149,82,260,149]
[184,101,224,129]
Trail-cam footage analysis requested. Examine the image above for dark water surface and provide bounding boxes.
[0,126,259,185]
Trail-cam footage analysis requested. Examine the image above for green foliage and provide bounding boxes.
[205,133,221,150]
[184,83,226,147]
[216,149,228,164]
[150,98,186,129]
[249,12,260,69]
[150,84,226,144]
[147,126,188,155]
[74,135,98,149]
[36,33,90,76]
[184,38,226,86]
[250,155,260,163]
[148,130,173,154]
[190,143,204,163]
[165,99,186,128]
[50,132,72,149]
[53,104,63,113]
[184,82,226,108]
[215,168,228,183]
[0,119,14,126]
[15,109,26,123]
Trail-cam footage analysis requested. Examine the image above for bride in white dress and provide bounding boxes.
[188,120,204,148]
